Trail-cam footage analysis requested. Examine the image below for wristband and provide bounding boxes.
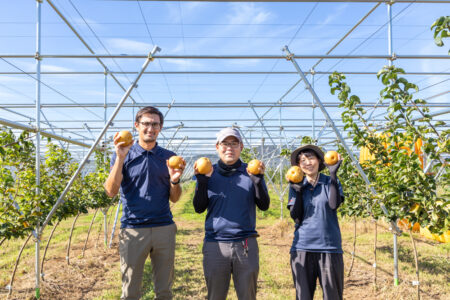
[170,179,180,185]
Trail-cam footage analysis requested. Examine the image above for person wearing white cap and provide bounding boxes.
[192,127,270,300]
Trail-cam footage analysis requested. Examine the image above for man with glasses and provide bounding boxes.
[104,106,185,300]
[192,127,270,300]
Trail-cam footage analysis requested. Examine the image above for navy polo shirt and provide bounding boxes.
[287,173,344,253]
[203,162,267,242]
[110,142,176,228]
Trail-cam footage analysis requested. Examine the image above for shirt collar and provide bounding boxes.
[134,141,160,155]
[302,173,326,186]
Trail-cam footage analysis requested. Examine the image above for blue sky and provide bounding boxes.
[0,0,449,160]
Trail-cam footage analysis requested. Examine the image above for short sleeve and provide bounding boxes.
[110,152,117,170]
[287,186,296,208]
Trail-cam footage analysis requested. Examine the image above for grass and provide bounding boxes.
[1,181,449,299]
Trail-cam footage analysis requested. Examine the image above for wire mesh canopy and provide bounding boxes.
[0,0,449,162]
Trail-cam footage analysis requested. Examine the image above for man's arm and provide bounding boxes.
[169,181,182,203]
[104,156,124,197]
[104,133,133,198]
[167,157,186,203]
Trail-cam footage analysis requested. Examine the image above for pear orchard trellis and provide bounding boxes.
[0,0,449,299]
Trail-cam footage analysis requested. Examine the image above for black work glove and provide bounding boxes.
[326,161,343,210]
[290,183,305,224]
[195,174,209,185]
[290,182,303,193]
[326,160,342,179]
[248,173,263,185]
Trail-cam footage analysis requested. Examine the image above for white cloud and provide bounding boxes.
[321,4,349,27]
[0,76,32,84]
[228,3,272,25]
[170,41,185,54]
[107,38,153,53]
[182,2,207,15]
[41,65,73,72]
[164,59,202,69]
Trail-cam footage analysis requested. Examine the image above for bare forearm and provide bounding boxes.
[104,158,124,197]
[169,183,182,203]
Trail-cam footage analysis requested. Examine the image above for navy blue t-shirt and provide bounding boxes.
[110,142,176,228]
[287,173,344,253]
[203,162,268,242]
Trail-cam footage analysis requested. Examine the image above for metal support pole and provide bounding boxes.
[238,128,281,196]
[261,137,265,160]
[35,1,42,298]
[166,123,184,149]
[312,72,316,141]
[174,136,188,153]
[103,208,108,247]
[40,46,160,231]
[104,68,109,246]
[279,102,283,219]
[248,101,276,146]
[243,78,302,138]
[386,1,399,287]
[83,123,96,140]
[282,45,401,235]
[108,198,121,248]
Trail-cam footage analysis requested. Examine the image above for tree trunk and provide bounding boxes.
[409,229,421,300]
[82,209,99,257]
[373,220,377,289]
[95,217,103,249]
[66,213,80,265]
[7,233,33,298]
[41,220,60,280]
[347,217,357,277]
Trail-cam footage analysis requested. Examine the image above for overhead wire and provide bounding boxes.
[265,1,421,127]
[237,2,319,131]
[66,0,147,105]
[177,0,192,120]
[136,0,175,100]
[0,57,104,120]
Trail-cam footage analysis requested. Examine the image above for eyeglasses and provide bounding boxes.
[139,122,161,129]
[220,141,240,148]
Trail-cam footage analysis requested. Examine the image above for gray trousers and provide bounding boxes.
[202,237,259,300]
[290,251,344,300]
[119,223,177,300]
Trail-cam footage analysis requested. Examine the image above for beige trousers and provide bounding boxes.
[119,223,177,300]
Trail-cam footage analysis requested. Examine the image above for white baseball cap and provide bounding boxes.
[216,127,243,144]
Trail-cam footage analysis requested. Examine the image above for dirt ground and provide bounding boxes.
[1,218,449,300]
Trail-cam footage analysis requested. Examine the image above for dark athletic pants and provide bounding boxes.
[203,237,259,300]
[290,251,344,300]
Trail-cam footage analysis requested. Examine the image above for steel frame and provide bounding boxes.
[1,1,449,296]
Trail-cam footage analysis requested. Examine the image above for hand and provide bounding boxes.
[325,153,342,177]
[167,157,186,183]
[247,161,265,176]
[290,183,303,193]
[113,132,133,160]
[194,161,213,177]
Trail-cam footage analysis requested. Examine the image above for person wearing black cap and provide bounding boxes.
[192,127,270,300]
[287,144,344,300]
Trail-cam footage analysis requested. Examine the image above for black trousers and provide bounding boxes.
[290,251,344,300]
